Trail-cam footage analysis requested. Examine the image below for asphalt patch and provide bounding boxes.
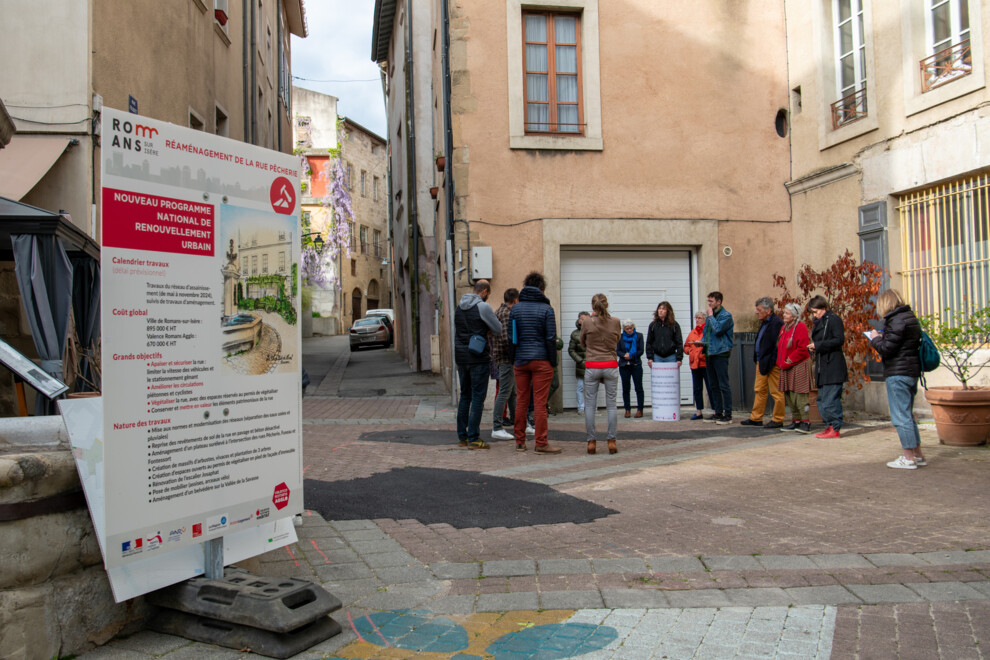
[356,426,776,446]
[304,466,618,528]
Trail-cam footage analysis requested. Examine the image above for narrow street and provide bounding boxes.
[85,336,990,659]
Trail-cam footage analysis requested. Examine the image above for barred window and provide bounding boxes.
[899,172,990,324]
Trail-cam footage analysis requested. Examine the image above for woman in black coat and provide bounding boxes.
[807,295,847,438]
[867,289,925,470]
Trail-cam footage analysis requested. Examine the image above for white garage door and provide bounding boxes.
[560,250,695,409]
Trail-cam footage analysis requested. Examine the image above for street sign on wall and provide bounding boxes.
[99,108,303,575]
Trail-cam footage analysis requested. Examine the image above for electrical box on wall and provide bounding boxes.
[471,246,492,280]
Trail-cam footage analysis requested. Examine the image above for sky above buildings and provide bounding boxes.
[291,1,387,139]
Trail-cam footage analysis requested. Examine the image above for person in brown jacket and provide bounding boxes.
[580,293,622,454]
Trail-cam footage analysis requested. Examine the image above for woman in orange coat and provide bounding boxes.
[777,302,812,433]
[683,311,713,420]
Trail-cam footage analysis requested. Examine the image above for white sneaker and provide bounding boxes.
[886,456,917,470]
[526,425,536,436]
[491,429,514,440]
[914,456,927,466]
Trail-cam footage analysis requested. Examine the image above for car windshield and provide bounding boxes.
[354,318,382,327]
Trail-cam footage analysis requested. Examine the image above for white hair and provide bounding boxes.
[622,318,635,328]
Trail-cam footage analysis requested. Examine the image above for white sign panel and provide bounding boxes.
[100,108,303,571]
[650,362,681,421]
[60,397,298,602]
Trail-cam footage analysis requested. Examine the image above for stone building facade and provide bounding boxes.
[340,118,390,330]
[374,0,792,403]
[783,0,990,410]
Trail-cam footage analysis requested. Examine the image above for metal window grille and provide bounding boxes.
[899,173,990,327]
[920,39,972,92]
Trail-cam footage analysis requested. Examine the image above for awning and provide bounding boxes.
[0,135,73,200]
[0,197,99,261]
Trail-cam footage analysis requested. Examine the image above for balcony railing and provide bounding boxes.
[830,86,868,130]
[921,39,972,93]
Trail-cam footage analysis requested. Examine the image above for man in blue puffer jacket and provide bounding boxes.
[509,272,561,454]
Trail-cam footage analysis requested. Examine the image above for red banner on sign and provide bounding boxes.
[102,188,215,256]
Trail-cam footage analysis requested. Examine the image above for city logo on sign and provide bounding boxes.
[167,527,186,543]
[192,523,202,538]
[231,515,251,527]
[207,514,229,534]
[109,117,158,154]
[255,507,270,520]
[269,176,296,215]
[272,482,290,510]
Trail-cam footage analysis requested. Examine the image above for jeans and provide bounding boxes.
[584,367,618,441]
[457,362,490,442]
[619,363,645,411]
[817,383,844,431]
[514,361,554,446]
[576,375,585,411]
[691,367,714,411]
[492,362,516,430]
[751,366,785,423]
[886,375,921,449]
[706,352,732,417]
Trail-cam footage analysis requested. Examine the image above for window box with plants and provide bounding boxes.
[920,305,990,446]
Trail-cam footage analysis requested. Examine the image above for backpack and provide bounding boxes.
[919,331,940,372]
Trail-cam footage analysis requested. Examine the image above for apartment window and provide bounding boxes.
[373,176,380,201]
[921,0,972,92]
[189,108,205,131]
[348,231,357,253]
[262,254,268,274]
[215,103,229,137]
[279,252,285,273]
[346,163,354,190]
[214,0,229,33]
[523,12,582,134]
[361,170,368,197]
[359,226,369,254]
[251,255,258,275]
[278,231,286,241]
[373,230,382,258]
[351,259,357,277]
[830,0,867,129]
[899,173,990,322]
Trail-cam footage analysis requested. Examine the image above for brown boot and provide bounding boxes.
[624,410,631,418]
[634,410,643,418]
[607,439,617,454]
[587,440,596,455]
[534,444,562,455]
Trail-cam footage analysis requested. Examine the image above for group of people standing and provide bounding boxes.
[455,275,929,470]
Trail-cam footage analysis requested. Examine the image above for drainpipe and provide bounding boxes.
[441,0,457,405]
[250,0,258,144]
[404,0,421,371]
[242,0,250,141]
[276,0,283,151]
[380,64,397,334]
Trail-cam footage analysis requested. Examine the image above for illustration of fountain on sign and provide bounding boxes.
[221,238,261,353]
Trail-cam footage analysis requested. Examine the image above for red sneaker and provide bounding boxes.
[814,426,834,439]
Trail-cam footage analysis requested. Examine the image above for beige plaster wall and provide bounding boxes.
[450,0,791,226]
[786,174,863,279]
[785,0,990,180]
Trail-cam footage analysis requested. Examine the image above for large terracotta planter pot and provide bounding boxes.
[923,386,990,446]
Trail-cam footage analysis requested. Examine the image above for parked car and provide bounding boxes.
[350,317,390,351]
[365,308,393,322]
[365,313,394,346]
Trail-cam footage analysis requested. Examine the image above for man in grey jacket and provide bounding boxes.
[454,280,502,448]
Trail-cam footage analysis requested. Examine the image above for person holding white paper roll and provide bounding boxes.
[647,301,684,422]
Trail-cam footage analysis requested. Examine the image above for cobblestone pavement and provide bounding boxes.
[81,337,990,659]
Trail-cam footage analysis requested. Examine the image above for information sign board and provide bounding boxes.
[100,108,303,571]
